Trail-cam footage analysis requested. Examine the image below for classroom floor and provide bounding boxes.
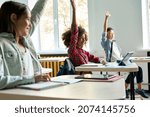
[144,92,150,100]
[134,92,150,100]
[127,93,150,100]
[127,84,150,100]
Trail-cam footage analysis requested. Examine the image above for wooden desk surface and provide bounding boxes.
[75,62,138,72]
[131,57,150,62]
[39,57,67,62]
[0,75,125,100]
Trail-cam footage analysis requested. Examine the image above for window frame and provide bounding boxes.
[30,0,89,55]
[141,0,150,49]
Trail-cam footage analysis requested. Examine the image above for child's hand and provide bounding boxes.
[105,11,111,17]
[35,74,51,82]
[100,59,107,65]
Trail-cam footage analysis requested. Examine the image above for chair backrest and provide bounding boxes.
[56,58,75,76]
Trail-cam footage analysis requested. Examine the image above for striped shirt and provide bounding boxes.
[68,25,100,67]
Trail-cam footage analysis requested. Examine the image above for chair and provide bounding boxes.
[56,58,75,76]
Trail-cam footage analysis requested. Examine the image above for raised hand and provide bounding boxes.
[70,0,77,26]
[103,11,111,32]
[70,0,76,10]
[105,11,111,17]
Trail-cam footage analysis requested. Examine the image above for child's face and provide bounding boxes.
[77,33,87,48]
[13,11,31,37]
[107,30,114,40]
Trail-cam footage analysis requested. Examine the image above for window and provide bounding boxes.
[29,0,89,54]
[147,0,150,48]
[142,0,150,49]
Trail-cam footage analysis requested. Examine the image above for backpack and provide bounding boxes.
[56,58,75,76]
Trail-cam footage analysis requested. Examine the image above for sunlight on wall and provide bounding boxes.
[142,0,150,49]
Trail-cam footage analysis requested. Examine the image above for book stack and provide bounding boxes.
[75,74,122,82]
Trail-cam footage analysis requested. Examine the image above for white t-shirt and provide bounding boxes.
[111,41,122,61]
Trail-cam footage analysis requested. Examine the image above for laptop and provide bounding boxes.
[117,51,134,66]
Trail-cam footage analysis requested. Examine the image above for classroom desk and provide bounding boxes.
[131,57,150,92]
[39,57,67,62]
[75,62,138,100]
[131,57,150,63]
[0,75,125,100]
[75,62,138,72]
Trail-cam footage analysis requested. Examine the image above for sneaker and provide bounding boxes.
[126,90,129,98]
[135,89,149,98]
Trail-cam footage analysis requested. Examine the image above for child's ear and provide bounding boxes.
[10,13,17,23]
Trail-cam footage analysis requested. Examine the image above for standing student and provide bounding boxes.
[101,11,148,98]
[0,0,50,89]
[62,0,105,67]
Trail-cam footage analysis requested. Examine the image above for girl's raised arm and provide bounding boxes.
[103,11,111,32]
[70,0,77,27]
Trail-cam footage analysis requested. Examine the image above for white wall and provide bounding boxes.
[88,0,145,56]
[0,0,28,5]
[88,0,149,87]
[16,0,27,3]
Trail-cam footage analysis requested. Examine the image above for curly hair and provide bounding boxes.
[62,25,88,48]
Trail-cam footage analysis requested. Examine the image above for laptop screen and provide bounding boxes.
[121,51,134,62]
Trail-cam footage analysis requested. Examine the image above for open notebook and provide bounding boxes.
[17,82,66,91]
[17,78,82,90]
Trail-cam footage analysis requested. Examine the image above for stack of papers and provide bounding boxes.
[51,78,82,84]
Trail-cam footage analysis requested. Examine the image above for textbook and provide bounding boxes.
[75,74,122,82]
[51,78,82,84]
[17,82,66,91]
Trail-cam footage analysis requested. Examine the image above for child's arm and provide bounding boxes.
[101,11,111,48]
[86,51,100,63]
[103,11,111,32]
[69,0,78,50]
[29,0,48,36]
[87,52,107,65]
[70,0,77,27]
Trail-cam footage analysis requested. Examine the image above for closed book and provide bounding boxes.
[75,74,122,82]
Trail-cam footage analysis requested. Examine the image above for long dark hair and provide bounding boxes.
[0,1,30,34]
[62,25,88,48]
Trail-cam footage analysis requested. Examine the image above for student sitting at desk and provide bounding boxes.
[101,11,148,98]
[62,0,106,67]
[0,0,50,89]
